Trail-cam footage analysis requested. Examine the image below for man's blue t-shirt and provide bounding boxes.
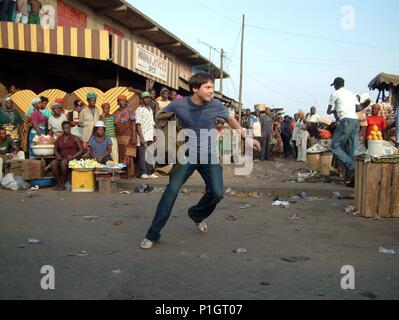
[162,97,230,158]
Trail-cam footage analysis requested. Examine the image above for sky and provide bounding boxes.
[128,0,399,116]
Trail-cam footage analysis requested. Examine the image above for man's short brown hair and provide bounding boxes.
[189,72,214,93]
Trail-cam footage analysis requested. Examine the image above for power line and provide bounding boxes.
[227,57,315,104]
[190,0,238,24]
[225,28,241,70]
[190,0,398,52]
[245,24,399,52]
[245,72,311,105]
[235,57,399,68]
[230,53,399,65]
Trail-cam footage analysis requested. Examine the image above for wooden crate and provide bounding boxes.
[95,171,122,193]
[355,159,399,218]
[97,177,118,193]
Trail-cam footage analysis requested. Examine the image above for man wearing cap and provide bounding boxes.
[135,92,158,179]
[79,92,100,147]
[327,77,359,187]
[157,88,171,110]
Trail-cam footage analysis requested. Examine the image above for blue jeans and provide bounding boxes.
[145,162,224,241]
[331,118,359,172]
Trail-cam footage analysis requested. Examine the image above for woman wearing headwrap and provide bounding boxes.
[79,92,100,148]
[29,97,47,157]
[114,94,136,176]
[48,102,67,138]
[25,96,52,119]
[0,97,24,141]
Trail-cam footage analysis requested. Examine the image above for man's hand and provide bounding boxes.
[6,153,14,160]
[245,137,261,151]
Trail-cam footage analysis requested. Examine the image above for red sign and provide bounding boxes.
[57,0,87,28]
[104,24,124,38]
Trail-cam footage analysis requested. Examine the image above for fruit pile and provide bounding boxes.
[68,159,103,169]
[368,125,383,141]
[33,135,56,143]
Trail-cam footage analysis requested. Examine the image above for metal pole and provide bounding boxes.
[116,66,120,87]
[220,48,224,94]
[238,14,245,123]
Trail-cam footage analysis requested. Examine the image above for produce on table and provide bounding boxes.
[68,159,103,169]
[33,135,56,143]
[368,126,384,141]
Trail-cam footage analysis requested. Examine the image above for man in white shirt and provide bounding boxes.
[306,106,321,146]
[136,91,158,179]
[327,77,359,187]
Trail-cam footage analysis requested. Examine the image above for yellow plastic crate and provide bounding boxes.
[71,170,95,192]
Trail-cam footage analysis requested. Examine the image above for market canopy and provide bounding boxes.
[368,73,399,91]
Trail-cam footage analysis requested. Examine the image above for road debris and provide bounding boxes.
[281,256,310,263]
[288,213,305,220]
[360,291,377,299]
[112,269,122,274]
[113,220,124,226]
[77,250,89,257]
[28,239,41,244]
[104,250,119,256]
[333,191,343,199]
[233,248,248,254]
[120,191,131,194]
[379,247,396,255]
[226,213,242,221]
[239,203,252,209]
[81,215,99,222]
[344,206,360,216]
[272,200,290,208]
[260,282,270,286]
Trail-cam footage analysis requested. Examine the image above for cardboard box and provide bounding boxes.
[9,160,23,176]
[22,160,44,180]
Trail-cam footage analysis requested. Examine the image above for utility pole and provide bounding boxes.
[220,48,224,94]
[238,14,245,123]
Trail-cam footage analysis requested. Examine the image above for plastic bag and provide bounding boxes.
[354,144,369,157]
[1,173,30,191]
[381,141,398,156]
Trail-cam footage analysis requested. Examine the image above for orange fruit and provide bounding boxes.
[373,125,379,132]
[367,135,372,140]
